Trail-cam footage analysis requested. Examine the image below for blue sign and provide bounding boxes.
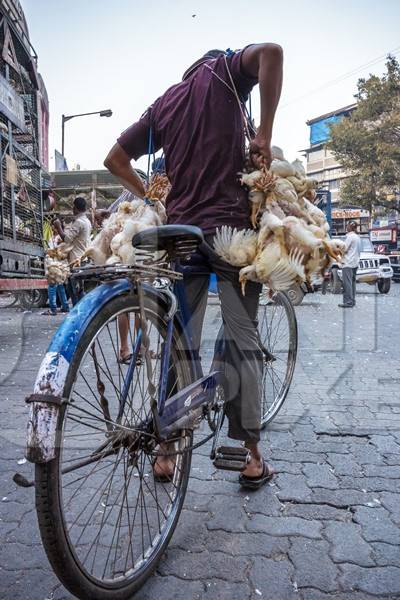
[315,189,332,227]
[55,149,68,172]
[310,115,341,145]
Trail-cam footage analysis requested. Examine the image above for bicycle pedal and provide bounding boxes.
[213,446,251,472]
[216,445,249,457]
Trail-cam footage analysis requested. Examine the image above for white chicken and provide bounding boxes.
[80,198,166,267]
[240,169,276,227]
[271,146,285,160]
[239,240,305,294]
[107,206,162,265]
[45,257,70,284]
[240,170,263,188]
[214,148,344,293]
[45,244,73,285]
[283,216,323,252]
[291,158,306,178]
[213,226,258,267]
[269,159,296,178]
[272,177,298,204]
[257,211,286,254]
[303,198,326,227]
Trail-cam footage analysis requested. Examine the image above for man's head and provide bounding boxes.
[347,221,358,233]
[73,196,86,215]
[182,49,226,80]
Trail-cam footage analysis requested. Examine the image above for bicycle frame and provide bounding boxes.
[26,260,223,463]
[118,258,221,438]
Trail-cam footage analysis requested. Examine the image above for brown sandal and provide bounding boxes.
[239,460,275,490]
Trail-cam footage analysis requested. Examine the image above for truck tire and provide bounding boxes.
[286,285,305,306]
[0,292,19,308]
[377,279,391,294]
[18,289,48,309]
[331,268,342,294]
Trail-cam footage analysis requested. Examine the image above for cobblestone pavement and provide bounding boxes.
[1,284,400,599]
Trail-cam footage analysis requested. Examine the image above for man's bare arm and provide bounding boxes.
[241,43,283,168]
[104,144,146,198]
[52,218,65,241]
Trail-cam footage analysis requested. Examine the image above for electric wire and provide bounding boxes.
[280,45,400,109]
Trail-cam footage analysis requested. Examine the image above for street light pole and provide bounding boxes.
[61,114,66,156]
[61,109,113,157]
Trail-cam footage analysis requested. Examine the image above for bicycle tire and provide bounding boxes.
[259,290,297,428]
[35,292,193,600]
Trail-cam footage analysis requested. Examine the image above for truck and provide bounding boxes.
[0,0,49,308]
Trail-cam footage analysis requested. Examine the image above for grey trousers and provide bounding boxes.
[342,267,357,306]
[182,235,263,442]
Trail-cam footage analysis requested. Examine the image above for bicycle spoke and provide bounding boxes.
[259,292,297,424]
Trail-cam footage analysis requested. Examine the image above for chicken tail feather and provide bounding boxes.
[213,226,236,262]
[288,248,306,279]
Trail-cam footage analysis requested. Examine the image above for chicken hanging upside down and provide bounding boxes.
[79,173,169,267]
[214,147,346,294]
[45,243,73,285]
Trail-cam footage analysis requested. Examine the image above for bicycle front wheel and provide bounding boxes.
[35,292,193,600]
[259,290,298,427]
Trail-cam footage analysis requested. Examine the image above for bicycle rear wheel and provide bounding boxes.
[259,290,297,427]
[35,292,193,600]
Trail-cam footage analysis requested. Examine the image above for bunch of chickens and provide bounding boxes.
[82,174,169,266]
[45,243,72,285]
[214,146,345,293]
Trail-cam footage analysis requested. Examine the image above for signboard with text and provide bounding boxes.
[332,208,370,219]
[370,228,397,243]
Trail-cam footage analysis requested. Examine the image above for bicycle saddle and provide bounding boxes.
[132,225,204,257]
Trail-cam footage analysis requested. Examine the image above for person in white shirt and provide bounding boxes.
[339,221,361,308]
[53,197,92,263]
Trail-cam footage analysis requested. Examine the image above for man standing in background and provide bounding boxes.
[52,196,92,305]
[53,196,92,263]
[339,221,361,308]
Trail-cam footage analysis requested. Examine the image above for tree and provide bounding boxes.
[329,55,400,215]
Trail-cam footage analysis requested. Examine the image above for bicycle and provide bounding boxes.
[23,225,297,599]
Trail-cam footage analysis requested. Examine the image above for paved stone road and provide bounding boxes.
[1,284,400,599]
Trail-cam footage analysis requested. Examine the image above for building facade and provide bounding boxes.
[304,104,355,203]
[0,0,50,279]
[303,104,371,234]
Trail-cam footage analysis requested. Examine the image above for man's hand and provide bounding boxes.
[249,135,272,170]
[94,209,110,227]
[52,218,63,233]
[50,217,66,241]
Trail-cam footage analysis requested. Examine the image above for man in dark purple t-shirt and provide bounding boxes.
[104,43,283,489]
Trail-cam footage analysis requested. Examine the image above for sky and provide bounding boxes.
[22,0,400,173]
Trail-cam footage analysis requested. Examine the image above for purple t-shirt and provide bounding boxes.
[118,50,257,233]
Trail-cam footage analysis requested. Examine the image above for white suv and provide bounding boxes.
[331,235,393,294]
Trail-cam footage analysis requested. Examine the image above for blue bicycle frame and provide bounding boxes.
[26,259,223,463]
[119,257,223,438]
